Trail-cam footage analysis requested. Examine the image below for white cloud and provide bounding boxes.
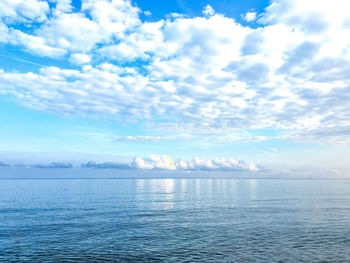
[0,0,49,23]
[176,156,258,171]
[69,53,91,65]
[10,29,67,57]
[0,0,141,57]
[52,0,74,15]
[133,154,176,170]
[203,5,215,16]
[0,22,10,43]
[37,13,104,52]
[82,154,258,172]
[1,0,350,143]
[81,0,141,32]
[242,12,257,22]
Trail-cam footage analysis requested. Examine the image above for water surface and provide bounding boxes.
[1,179,350,262]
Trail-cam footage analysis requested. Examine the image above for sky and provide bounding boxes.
[0,0,350,176]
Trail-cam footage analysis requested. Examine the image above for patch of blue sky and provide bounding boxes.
[0,46,71,72]
[7,23,40,35]
[0,96,142,152]
[135,0,269,23]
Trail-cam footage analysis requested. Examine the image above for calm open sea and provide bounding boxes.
[1,178,350,262]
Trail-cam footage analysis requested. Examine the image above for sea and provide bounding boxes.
[1,178,350,262]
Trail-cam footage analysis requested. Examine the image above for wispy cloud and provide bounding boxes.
[113,133,268,143]
[0,154,257,172]
[113,135,192,142]
[0,53,47,67]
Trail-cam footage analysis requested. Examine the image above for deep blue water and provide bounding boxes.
[1,178,350,262]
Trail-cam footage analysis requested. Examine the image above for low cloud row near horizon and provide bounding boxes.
[0,155,258,172]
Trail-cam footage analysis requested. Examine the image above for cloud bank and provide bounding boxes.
[82,154,258,172]
[0,161,10,167]
[34,162,73,168]
[1,0,350,143]
[0,155,257,172]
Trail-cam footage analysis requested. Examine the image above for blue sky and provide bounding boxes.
[1,0,350,175]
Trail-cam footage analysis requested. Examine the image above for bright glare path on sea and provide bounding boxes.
[1,178,350,262]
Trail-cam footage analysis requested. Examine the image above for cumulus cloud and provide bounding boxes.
[176,157,258,171]
[0,0,49,23]
[81,155,258,172]
[10,30,67,57]
[0,0,141,56]
[203,5,215,16]
[52,0,74,16]
[1,0,350,143]
[133,154,176,170]
[69,53,91,65]
[0,22,10,43]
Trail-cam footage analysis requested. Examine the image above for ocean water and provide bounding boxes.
[1,178,350,262]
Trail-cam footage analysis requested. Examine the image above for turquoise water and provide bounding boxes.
[1,179,350,262]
